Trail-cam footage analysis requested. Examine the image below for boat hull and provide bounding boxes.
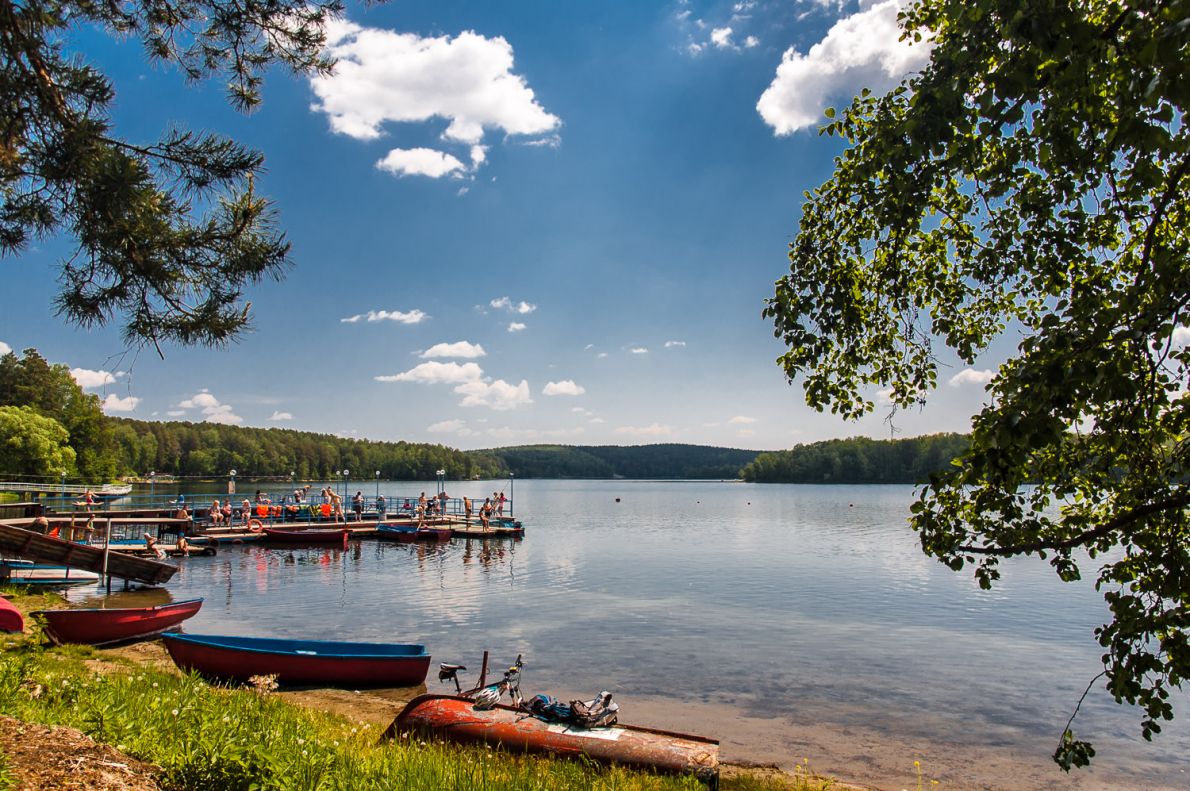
[261,528,349,543]
[162,633,431,687]
[34,598,203,646]
[0,597,24,633]
[377,524,451,541]
[387,694,719,786]
[0,560,100,586]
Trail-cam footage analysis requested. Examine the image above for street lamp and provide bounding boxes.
[341,469,349,503]
[435,469,446,496]
[229,469,237,496]
[60,471,66,506]
[510,472,515,518]
[375,470,380,500]
[149,471,155,504]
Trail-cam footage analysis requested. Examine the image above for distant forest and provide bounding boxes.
[468,444,759,479]
[740,433,970,484]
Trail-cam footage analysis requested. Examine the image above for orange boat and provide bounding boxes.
[383,694,719,786]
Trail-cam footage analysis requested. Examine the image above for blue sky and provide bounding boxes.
[2,0,1012,451]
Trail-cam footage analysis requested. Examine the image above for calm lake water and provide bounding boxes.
[68,480,1186,790]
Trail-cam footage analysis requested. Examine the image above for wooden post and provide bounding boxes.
[103,518,112,593]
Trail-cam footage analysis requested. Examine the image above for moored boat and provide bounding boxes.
[385,694,719,786]
[377,523,451,541]
[34,598,203,646]
[162,633,431,687]
[0,597,24,632]
[0,559,100,586]
[261,527,349,543]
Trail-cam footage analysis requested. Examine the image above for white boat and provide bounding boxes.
[0,559,100,586]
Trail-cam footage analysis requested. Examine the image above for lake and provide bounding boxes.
[68,479,1187,790]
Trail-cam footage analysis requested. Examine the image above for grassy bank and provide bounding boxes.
[0,591,838,791]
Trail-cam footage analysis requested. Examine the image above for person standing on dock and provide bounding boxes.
[352,491,364,521]
[480,498,492,531]
[497,491,506,518]
[463,496,473,523]
[375,495,387,522]
[438,490,449,518]
[327,488,344,523]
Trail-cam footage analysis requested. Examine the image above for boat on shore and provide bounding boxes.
[261,527,349,544]
[34,598,203,646]
[0,597,24,632]
[162,633,431,687]
[0,559,100,586]
[384,694,719,786]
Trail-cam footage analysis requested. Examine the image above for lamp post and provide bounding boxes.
[510,472,515,518]
[60,471,66,507]
[375,470,380,501]
[149,471,155,505]
[341,469,349,503]
[435,469,446,496]
[229,469,237,496]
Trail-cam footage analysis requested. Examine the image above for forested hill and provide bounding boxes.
[741,433,970,484]
[467,444,760,479]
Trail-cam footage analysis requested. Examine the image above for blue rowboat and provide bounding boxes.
[377,523,451,541]
[162,633,431,687]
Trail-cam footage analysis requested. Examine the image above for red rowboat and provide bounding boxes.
[0,597,24,633]
[261,528,349,543]
[162,633,431,687]
[33,598,203,646]
[385,694,719,786]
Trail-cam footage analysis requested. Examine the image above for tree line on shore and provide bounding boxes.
[1,348,968,484]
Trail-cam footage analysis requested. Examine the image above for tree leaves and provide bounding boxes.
[768,0,1189,767]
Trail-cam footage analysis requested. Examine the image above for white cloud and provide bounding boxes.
[596,352,608,359]
[664,340,686,349]
[615,423,675,438]
[508,322,527,333]
[376,147,467,178]
[630,347,649,354]
[175,390,243,425]
[101,394,140,413]
[166,410,186,417]
[268,411,294,421]
[70,368,119,389]
[948,369,995,387]
[543,380,585,397]
[454,378,532,410]
[427,419,471,434]
[744,35,759,48]
[757,0,932,135]
[738,428,756,437]
[490,296,536,314]
[311,20,560,174]
[421,341,486,359]
[340,309,428,324]
[711,27,734,48]
[589,417,606,424]
[376,361,484,384]
[0,341,9,355]
[729,415,757,424]
[1172,326,1190,347]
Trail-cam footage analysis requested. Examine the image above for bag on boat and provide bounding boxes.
[526,694,573,723]
[569,691,619,728]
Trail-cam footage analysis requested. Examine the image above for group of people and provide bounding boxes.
[459,491,507,531]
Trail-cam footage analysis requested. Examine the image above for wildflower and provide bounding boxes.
[172,709,179,716]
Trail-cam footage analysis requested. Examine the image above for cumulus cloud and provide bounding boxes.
[310,20,560,176]
[1172,326,1190,347]
[664,340,686,349]
[421,341,486,359]
[166,410,186,417]
[615,423,675,438]
[711,27,734,48]
[757,0,932,135]
[948,369,995,387]
[427,419,471,434]
[70,368,120,389]
[375,361,484,384]
[490,296,536,314]
[630,347,649,354]
[744,35,759,48]
[0,341,9,355]
[729,415,757,424]
[376,147,467,178]
[341,309,428,324]
[455,378,532,410]
[596,352,608,359]
[543,380,585,396]
[507,322,527,333]
[175,390,242,424]
[268,411,294,421]
[101,394,140,413]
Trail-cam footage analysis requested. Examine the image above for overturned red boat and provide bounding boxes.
[384,694,719,786]
[261,527,349,543]
[34,598,203,646]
